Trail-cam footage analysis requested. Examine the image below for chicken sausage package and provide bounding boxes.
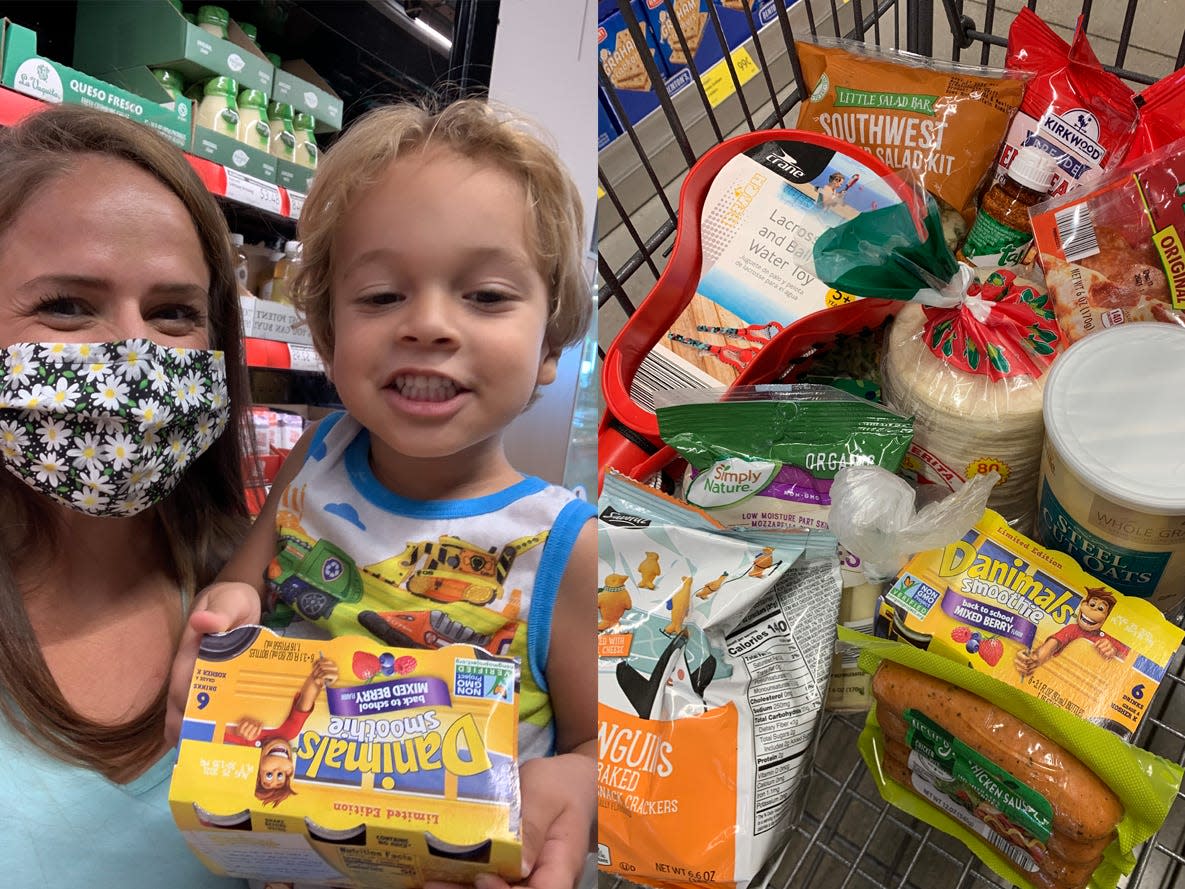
[597,471,842,888]
[838,630,1182,889]
[1030,134,1185,342]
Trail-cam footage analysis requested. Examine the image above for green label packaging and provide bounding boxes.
[0,21,192,150]
[903,708,1053,869]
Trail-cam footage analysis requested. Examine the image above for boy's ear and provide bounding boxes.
[535,344,560,387]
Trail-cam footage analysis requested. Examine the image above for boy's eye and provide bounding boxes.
[467,290,509,306]
[362,291,404,306]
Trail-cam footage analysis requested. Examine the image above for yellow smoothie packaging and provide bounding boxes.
[874,508,1183,738]
[169,627,521,887]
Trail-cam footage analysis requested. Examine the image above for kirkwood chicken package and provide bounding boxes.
[170,627,521,888]
[597,471,842,888]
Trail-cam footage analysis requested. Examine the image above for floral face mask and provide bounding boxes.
[0,340,230,517]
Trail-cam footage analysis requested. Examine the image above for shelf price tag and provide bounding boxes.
[288,344,323,373]
[703,47,760,109]
[288,190,306,219]
[223,168,284,215]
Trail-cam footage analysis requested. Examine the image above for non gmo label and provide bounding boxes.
[886,573,941,619]
[454,657,515,703]
[1038,481,1170,598]
[685,457,780,509]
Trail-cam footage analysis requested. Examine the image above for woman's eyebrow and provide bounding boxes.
[17,273,109,292]
[16,276,209,301]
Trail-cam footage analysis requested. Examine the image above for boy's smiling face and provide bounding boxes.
[328,148,556,496]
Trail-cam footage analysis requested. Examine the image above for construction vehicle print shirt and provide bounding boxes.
[264,411,594,761]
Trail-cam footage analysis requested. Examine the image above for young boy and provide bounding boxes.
[168,100,595,889]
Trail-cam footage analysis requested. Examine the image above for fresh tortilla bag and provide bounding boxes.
[810,190,1063,535]
[794,37,1027,227]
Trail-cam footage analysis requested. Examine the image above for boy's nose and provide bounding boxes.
[399,293,460,345]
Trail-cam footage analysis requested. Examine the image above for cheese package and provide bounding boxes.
[874,509,1184,738]
[170,627,520,887]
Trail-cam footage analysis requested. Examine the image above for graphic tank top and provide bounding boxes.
[266,412,593,760]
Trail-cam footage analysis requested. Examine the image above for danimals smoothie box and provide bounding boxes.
[874,509,1183,738]
[170,627,520,887]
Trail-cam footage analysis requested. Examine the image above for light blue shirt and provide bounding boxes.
[0,716,246,888]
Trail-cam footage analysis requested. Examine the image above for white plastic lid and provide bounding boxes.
[230,233,244,247]
[1043,323,1185,514]
[285,240,301,255]
[1008,145,1056,192]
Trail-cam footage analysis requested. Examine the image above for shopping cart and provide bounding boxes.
[597,1,1185,886]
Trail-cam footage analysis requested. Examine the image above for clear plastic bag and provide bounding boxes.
[828,464,998,581]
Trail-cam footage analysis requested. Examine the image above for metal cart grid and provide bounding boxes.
[596,0,1185,886]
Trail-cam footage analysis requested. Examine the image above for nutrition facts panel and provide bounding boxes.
[731,562,832,836]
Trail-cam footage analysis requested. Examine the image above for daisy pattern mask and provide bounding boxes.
[0,340,230,517]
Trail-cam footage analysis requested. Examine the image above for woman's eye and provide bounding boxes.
[151,304,205,323]
[35,295,87,318]
[149,305,206,334]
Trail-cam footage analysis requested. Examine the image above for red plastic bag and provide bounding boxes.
[997,9,1137,199]
[1124,67,1185,162]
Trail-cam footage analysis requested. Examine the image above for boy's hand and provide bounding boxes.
[424,752,595,889]
[165,581,263,746]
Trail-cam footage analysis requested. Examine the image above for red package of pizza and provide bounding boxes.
[1031,136,1185,343]
[993,9,1137,199]
[1124,67,1185,163]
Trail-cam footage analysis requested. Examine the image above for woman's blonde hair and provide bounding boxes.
[0,105,251,779]
[294,99,592,361]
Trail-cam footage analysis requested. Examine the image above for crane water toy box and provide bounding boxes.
[169,626,521,887]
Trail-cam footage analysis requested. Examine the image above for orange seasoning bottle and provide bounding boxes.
[959,145,1057,267]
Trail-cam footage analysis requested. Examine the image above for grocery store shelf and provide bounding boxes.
[0,85,304,222]
[244,338,324,374]
[185,154,304,221]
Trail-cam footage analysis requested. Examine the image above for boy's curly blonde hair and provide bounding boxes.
[293,99,592,362]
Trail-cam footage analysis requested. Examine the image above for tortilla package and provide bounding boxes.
[597,471,842,888]
[794,37,1027,226]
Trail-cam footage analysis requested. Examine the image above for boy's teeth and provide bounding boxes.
[394,374,457,401]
